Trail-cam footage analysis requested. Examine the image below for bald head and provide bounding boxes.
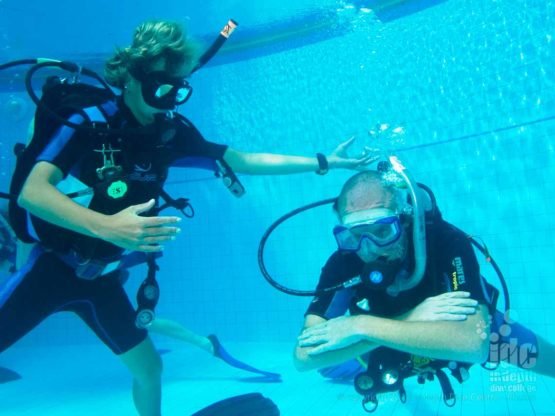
[335,171,403,219]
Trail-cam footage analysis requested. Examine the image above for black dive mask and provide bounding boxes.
[130,67,193,110]
[360,257,406,291]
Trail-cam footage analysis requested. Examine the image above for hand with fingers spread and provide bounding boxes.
[401,291,479,322]
[327,137,380,170]
[100,199,182,252]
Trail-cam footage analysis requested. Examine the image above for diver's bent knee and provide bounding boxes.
[135,357,163,384]
[122,340,164,382]
[145,353,163,377]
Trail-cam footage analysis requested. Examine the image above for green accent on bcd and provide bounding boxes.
[107,180,128,199]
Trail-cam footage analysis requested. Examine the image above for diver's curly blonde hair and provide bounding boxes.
[105,21,199,89]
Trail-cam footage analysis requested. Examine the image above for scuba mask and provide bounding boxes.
[333,210,403,252]
[333,215,403,252]
[130,67,193,110]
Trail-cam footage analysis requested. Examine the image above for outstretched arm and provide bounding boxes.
[223,137,377,175]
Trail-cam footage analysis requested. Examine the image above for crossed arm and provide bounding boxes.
[294,292,491,372]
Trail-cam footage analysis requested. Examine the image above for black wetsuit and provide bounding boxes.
[306,219,538,369]
[0,98,227,354]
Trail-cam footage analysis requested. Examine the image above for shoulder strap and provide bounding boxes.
[6,80,116,243]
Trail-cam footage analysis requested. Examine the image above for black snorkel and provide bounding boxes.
[192,19,238,74]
